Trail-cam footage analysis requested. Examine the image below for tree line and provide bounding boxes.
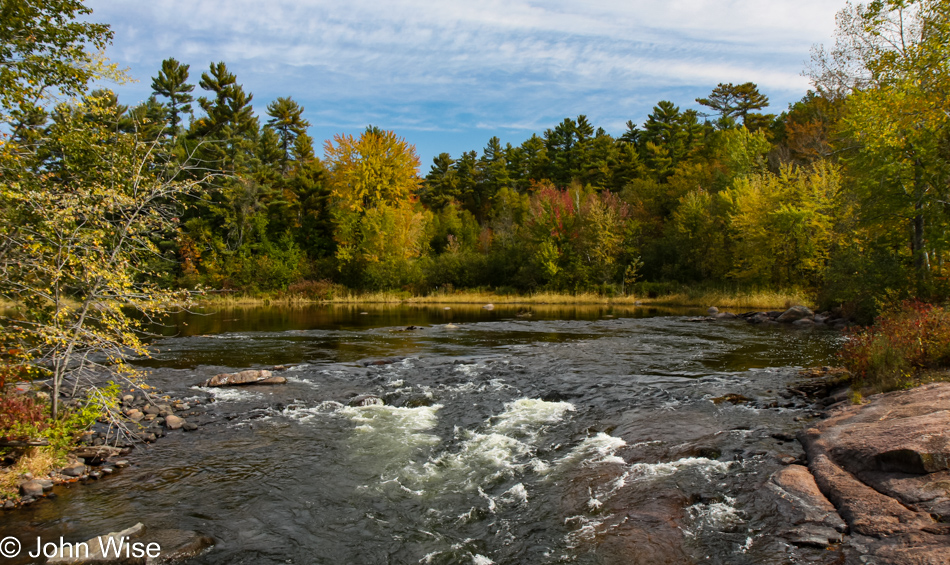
[4,0,950,325]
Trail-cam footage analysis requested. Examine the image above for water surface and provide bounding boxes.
[0,305,842,564]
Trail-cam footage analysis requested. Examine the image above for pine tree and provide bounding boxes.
[266,96,311,172]
[150,58,194,137]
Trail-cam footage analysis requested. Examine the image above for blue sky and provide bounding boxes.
[86,0,849,169]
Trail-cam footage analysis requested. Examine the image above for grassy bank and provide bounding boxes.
[646,288,813,310]
[192,285,812,310]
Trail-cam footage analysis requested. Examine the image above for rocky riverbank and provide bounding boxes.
[3,367,294,511]
[796,381,950,564]
[768,369,950,564]
[703,304,855,330]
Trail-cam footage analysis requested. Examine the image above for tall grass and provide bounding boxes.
[190,281,811,309]
[646,288,813,309]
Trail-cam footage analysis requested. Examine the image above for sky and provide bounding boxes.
[85,0,849,169]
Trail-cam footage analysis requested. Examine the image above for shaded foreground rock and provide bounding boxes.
[768,464,846,547]
[46,522,214,564]
[198,369,286,387]
[798,382,950,563]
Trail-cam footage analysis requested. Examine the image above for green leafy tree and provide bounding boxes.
[0,92,214,418]
[811,0,950,292]
[0,0,113,125]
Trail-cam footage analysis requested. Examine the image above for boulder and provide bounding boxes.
[44,523,213,564]
[707,306,719,315]
[777,305,814,323]
[144,529,214,563]
[19,480,44,498]
[164,415,184,430]
[747,312,770,324]
[62,460,86,477]
[715,312,737,319]
[198,370,286,387]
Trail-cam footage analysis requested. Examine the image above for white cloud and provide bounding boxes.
[85,0,849,161]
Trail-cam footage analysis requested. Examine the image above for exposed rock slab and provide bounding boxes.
[198,369,286,387]
[798,382,950,563]
[768,464,846,547]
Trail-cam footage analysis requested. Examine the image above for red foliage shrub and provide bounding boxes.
[840,300,950,390]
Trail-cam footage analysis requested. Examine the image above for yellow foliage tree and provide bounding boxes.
[728,162,840,287]
[323,128,426,286]
[323,127,421,213]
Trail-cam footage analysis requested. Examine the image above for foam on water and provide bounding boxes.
[418,399,575,491]
[490,398,574,438]
[552,432,627,473]
[626,456,733,482]
[284,375,320,389]
[683,497,744,537]
[276,401,344,423]
[193,386,262,402]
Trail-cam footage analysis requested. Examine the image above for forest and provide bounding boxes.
[2,0,950,324]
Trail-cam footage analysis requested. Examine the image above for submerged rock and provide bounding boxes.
[199,370,286,387]
[45,522,214,564]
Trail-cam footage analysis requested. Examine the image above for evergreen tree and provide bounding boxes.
[696,82,770,126]
[150,58,194,137]
[266,96,310,172]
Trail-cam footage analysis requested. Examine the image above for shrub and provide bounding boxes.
[840,301,950,391]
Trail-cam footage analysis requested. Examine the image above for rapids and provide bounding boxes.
[0,305,842,564]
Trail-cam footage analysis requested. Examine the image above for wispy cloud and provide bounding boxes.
[87,0,848,163]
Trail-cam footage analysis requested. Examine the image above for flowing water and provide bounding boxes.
[0,305,844,564]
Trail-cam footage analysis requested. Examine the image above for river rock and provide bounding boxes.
[46,523,146,564]
[482,303,494,310]
[747,312,771,324]
[143,405,162,415]
[798,382,950,561]
[72,446,125,465]
[164,415,184,430]
[19,480,44,498]
[348,395,384,407]
[62,460,86,477]
[707,306,719,315]
[127,409,144,422]
[715,312,737,319]
[144,529,215,563]
[199,370,286,387]
[776,305,814,323]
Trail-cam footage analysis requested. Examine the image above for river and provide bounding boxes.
[0,304,843,564]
